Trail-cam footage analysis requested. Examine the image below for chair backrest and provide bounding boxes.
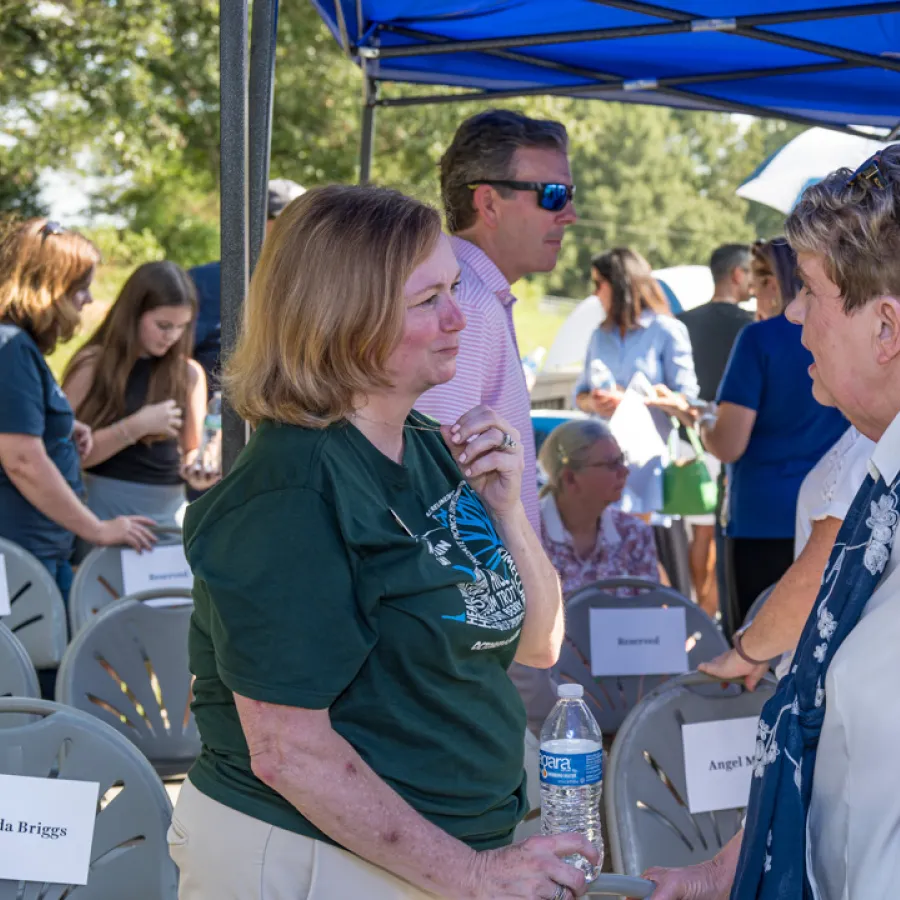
[606,672,776,877]
[56,590,198,778]
[0,697,177,899]
[742,583,776,630]
[551,578,728,735]
[0,537,68,669]
[68,528,186,635]
[0,621,39,700]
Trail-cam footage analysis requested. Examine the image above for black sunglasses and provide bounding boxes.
[39,221,66,241]
[467,180,575,212]
[844,153,887,192]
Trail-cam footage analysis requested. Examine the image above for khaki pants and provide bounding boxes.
[168,777,439,899]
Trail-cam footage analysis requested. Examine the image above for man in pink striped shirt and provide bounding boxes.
[417,110,577,536]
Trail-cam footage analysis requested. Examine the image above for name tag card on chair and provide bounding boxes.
[0,554,9,615]
[0,773,98,884]
[682,716,760,813]
[589,607,688,677]
[121,544,192,596]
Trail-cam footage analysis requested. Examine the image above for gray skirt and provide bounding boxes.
[83,472,187,529]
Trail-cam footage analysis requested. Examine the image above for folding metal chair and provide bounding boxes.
[0,621,39,700]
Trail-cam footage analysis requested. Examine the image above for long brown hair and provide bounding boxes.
[0,219,100,354]
[66,261,196,439]
[592,247,671,332]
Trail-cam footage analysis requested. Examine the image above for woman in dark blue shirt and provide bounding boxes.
[700,238,847,633]
[0,220,156,602]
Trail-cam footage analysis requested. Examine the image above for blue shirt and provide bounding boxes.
[717,315,847,539]
[0,324,83,559]
[188,260,221,386]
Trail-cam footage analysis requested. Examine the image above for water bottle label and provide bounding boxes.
[539,750,603,787]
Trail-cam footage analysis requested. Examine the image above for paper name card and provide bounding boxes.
[682,716,760,814]
[589,607,688,677]
[121,544,193,596]
[0,773,99,885]
[0,553,9,616]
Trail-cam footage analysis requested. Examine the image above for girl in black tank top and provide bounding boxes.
[62,261,218,527]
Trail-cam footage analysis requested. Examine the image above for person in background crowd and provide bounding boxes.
[644,144,900,900]
[189,178,306,388]
[699,237,847,635]
[63,261,216,534]
[0,220,156,692]
[750,238,795,322]
[172,185,596,900]
[677,245,754,620]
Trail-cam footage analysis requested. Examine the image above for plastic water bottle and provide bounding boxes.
[540,684,604,881]
[589,359,616,392]
[198,392,222,474]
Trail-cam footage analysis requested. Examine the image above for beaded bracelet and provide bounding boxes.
[732,629,769,666]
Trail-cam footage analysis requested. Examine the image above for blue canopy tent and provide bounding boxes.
[219,0,900,469]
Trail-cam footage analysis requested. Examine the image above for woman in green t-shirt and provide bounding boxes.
[173,185,598,900]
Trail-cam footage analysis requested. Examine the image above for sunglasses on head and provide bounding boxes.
[467,180,576,212]
[39,221,66,241]
[843,153,887,192]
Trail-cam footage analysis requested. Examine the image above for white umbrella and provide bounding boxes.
[736,127,888,215]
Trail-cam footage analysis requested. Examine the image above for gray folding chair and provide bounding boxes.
[606,672,776,877]
[552,577,729,735]
[0,537,68,670]
[56,590,198,778]
[0,621,39,700]
[68,528,186,636]
[742,584,776,629]
[0,697,177,899]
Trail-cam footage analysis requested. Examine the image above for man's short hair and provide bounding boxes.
[709,244,751,284]
[440,109,568,233]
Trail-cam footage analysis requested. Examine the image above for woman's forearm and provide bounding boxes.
[80,414,144,468]
[1,442,101,541]
[495,502,564,669]
[237,698,479,899]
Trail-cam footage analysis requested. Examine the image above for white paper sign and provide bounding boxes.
[0,773,99,885]
[0,553,9,616]
[682,716,760,814]
[120,544,193,596]
[589,607,688,677]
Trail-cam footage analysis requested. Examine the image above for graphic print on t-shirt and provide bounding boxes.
[423,482,526,634]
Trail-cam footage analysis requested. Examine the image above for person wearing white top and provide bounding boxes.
[639,145,900,900]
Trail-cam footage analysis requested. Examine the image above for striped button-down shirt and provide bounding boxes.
[416,235,539,534]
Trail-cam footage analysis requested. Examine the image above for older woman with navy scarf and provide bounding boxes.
[643,145,900,900]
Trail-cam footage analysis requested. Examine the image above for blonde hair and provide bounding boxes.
[225,185,443,428]
[0,219,100,354]
[538,418,615,497]
[785,143,900,312]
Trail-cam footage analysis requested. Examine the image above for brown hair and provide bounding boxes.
[751,237,800,317]
[65,261,197,440]
[785,143,900,312]
[224,185,443,428]
[591,247,671,332]
[0,219,100,354]
[440,109,568,233]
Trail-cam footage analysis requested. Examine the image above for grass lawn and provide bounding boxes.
[510,280,571,360]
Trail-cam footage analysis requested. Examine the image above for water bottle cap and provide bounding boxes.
[558,684,584,699]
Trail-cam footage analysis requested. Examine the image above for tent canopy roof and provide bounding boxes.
[313,1,900,133]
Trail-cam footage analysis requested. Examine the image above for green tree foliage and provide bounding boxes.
[1,0,801,289]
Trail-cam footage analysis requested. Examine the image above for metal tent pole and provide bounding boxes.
[219,0,249,477]
[360,76,378,184]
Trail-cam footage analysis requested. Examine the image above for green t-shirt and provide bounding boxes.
[183,415,529,850]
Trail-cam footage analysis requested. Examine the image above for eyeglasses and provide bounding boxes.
[467,180,576,212]
[578,454,629,472]
[39,221,66,241]
[844,153,887,192]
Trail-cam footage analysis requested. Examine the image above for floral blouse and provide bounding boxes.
[539,493,659,596]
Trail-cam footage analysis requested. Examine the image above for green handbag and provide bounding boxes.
[662,421,718,516]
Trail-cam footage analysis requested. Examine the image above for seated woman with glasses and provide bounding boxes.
[538,419,660,596]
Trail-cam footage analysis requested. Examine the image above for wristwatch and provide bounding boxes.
[732,628,769,666]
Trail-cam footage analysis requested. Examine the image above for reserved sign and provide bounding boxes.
[0,773,99,885]
[0,553,9,616]
[682,716,760,814]
[589,607,688,677]
[121,544,193,596]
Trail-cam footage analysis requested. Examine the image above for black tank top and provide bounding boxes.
[87,358,182,485]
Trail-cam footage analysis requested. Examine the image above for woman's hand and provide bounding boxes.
[71,420,93,459]
[699,647,770,692]
[591,387,625,418]
[646,384,697,425]
[641,860,732,900]
[133,399,183,439]
[470,833,599,899]
[441,405,523,519]
[92,515,158,552]
[181,459,221,492]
